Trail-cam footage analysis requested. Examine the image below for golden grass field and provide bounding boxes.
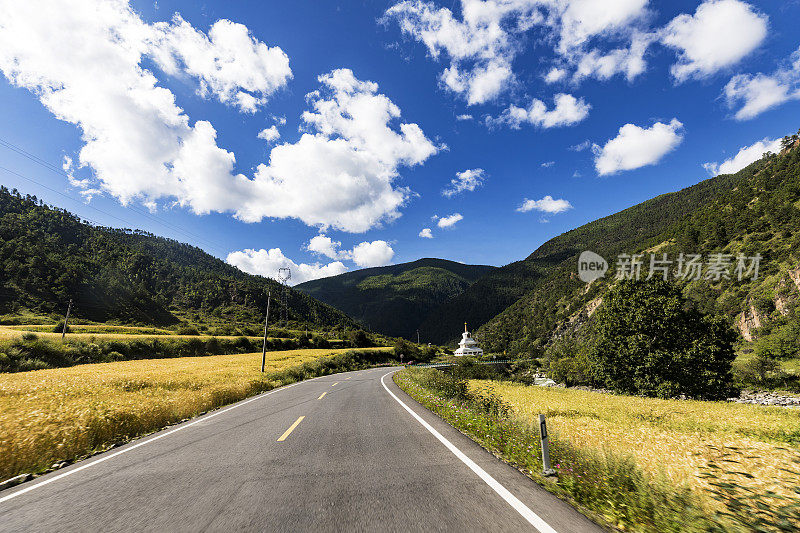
[2,324,176,335]
[0,325,267,342]
[0,347,387,479]
[471,380,800,508]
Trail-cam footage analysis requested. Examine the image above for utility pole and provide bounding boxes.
[261,292,271,373]
[62,299,73,340]
[416,329,420,345]
[277,268,291,327]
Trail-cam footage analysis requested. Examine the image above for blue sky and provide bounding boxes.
[1,0,799,284]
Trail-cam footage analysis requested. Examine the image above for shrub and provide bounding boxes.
[175,324,200,335]
[450,357,502,381]
[21,332,39,342]
[592,278,737,400]
[753,320,800,360]
[51,321,72,334]
[414,368,470,400]
[205,337,221,354]
[0,315,21,325]
[347,329,371,348]
[545,335,596,386]
[105,351,124,362]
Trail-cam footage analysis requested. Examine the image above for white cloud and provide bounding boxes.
[541,161,555,168]
[236,68,441,232]
[517,195,572,214]
[257,125,280,142]
[350,240,395,267]
[306,235,397,268]
[0,1,439,234]
[442,168,485,197]
[306,234,343,259]
[571,33,651,83]
[593,119,684,175]
[437,212,463,228]
[456,113,473,121]
[226,248,348,285]
[723,47,800,120]
[661,0,767,82]
[569,140,591,151]
[149,16,292,112]
[419,227,433,238]
[495,93,590,129]
[383,0,535,105]
[703,137,782,176]
[556,0,649,53]
[544,67,567,83]
[384,0,650,102]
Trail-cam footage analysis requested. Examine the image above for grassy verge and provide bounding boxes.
[394,368,800,532]
[0,347,394,480]
[0,330,351,372]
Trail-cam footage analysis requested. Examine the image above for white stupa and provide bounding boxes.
[454,323,483,357]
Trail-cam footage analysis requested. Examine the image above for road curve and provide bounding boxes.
[0,367,602,532]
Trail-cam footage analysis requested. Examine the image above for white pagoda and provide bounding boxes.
[454,323,483,357]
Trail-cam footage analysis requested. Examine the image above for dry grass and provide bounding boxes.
[3,324,175,335]
[0,348,382,479]
[472,380,800,509]
[0,325,262,342]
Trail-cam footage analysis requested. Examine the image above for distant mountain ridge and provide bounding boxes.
[0,186,356,329]
[295,258,496,340]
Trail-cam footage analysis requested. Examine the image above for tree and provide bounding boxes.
[591,278,737,399]
[347,329,371,348]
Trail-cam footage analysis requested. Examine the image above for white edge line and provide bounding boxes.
[0,376,320,505]
[380,371,558,533]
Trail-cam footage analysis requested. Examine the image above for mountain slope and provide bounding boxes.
[477,136,800,355]
[0,186,357,329]
[295,258,496,339]
[418,168,745,345]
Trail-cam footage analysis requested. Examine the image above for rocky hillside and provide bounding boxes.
[476,133,800,356]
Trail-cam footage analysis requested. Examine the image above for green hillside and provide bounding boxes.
[294,258,496,340]
[417,162,745,345]
[0,186,357,330]
[476,135,800,356]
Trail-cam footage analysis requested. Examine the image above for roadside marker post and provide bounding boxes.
[539,414,556,477]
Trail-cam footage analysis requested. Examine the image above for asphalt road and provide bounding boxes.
[0,367,602,532]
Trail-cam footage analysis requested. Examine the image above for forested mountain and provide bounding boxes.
[0,187,356,329]
[475,135,800,355]
[295,258,495,340]
[417,165,744,345]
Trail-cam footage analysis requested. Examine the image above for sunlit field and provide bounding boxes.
[0,325,263,342]
[0,347,389,479]
[472,380,800,508]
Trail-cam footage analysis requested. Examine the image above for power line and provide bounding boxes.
[0,138,229,253]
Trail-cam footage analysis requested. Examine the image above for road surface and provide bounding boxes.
[0,367,602,532]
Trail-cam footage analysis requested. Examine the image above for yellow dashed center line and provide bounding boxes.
[345,376,351,380]
[317,392,327,400]
[332,382,338,387]
[277,416,305,442]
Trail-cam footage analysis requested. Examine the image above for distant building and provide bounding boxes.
[454,323,483,357]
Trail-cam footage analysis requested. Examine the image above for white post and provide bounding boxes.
[539,414,556,476]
